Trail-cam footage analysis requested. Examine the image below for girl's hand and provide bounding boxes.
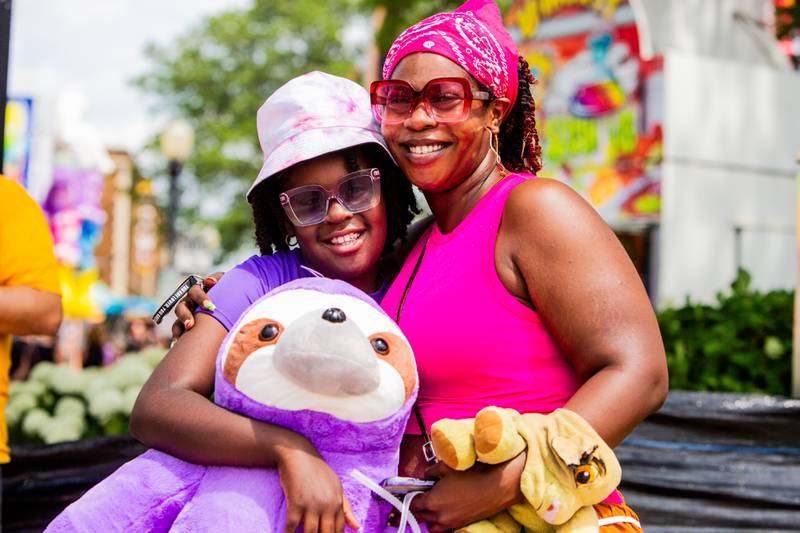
[276,441,361,533]
[171,273,224,340]
[410,453,526,532]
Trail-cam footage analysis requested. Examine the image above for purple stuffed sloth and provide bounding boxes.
[47,278,419,532]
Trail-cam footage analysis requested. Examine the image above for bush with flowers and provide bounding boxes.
[5,347,166,445]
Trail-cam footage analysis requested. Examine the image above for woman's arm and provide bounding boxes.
[501,178,668,446]
[130,313,359,532]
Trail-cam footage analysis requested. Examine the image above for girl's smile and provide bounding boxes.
[321,228,365,253]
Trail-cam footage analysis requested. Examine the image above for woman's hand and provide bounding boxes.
[276,440,361,533]
[171,272,224,340]
[410,452,526,532]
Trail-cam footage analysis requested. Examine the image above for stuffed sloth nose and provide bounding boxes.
[273,308,380,396]
[322,307,346,323]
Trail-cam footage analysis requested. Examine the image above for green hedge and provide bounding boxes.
[657,269,794,396]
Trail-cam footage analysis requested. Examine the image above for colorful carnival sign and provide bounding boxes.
[3,97,34,188]
[507,0,624,39]
[506,0,662,223]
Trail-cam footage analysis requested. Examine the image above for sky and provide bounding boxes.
[8,0,249,153]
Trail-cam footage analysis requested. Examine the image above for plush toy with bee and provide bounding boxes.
[47,278,418,533]
[430,407,621,533]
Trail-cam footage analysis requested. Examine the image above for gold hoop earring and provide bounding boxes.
[484,126,508,174]
[285,234,298,248]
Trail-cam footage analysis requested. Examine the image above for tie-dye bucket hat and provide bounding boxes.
[246,71,394,200]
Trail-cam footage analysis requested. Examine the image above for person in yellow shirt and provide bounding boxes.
[0,176,62,465]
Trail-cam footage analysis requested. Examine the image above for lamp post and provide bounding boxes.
[0,0,12,172]
[794,149,800,398]
[159,119,194,268]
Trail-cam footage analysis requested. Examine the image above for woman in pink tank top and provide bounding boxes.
[372,0,667,531]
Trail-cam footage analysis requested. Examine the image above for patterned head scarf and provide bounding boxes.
[383,0,519,110]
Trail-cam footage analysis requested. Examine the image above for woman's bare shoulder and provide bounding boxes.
[503,177,609,243]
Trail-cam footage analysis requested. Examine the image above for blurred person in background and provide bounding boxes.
[0,176,63,477]
[10,335,56,381]
[124,317,158,354]
[85,322,118,367]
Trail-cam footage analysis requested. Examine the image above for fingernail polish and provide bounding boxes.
[203,300,216,311]
[184,319,192,328]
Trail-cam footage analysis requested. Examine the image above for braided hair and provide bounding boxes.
[499,56,542,175]
[478,56,542,175]
[249,145,419,257]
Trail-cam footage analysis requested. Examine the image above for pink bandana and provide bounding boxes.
[383,0,519,109]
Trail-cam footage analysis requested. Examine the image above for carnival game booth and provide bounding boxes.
[505,0,799,306]
[505,0,663,295]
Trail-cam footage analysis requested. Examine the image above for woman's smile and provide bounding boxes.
[402,139,452,165]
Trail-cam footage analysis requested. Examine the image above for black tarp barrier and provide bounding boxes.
[3,391,799,532]
[617,391,800,532]
[2,436,145,532]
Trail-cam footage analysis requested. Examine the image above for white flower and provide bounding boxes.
[41,414,85,444]
[21,408,51,437]
[107,357,154,389]
[29,361,56,384]
[85,374,115,397]
[9,380,46,399]
[137,347,168,369]
[49,365,88,395]
[55,396,86,419]
[87,388,124,423]
[6,392,38,427]
[121,385,142,416]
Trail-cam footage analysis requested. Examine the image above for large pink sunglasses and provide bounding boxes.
[370,77,491,125]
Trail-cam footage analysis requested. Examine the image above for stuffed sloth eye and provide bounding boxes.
[574,465,596,485]
[371,337,389,355]
[259,323,280,342]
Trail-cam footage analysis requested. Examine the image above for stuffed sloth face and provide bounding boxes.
[220,286,417,423]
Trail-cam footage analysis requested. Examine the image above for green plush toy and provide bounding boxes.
[430,408,621,533]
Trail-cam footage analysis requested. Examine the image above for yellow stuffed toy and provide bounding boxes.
[430,408,621,533]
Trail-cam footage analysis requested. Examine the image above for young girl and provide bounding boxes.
[130,71,418,533]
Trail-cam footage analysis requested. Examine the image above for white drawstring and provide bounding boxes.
[598,515,642,528]
[300,265,325,277]
[349,469,423,533]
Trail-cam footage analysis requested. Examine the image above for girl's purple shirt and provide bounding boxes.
[198,249,388,331]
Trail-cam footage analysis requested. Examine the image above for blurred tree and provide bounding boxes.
[136,0,360,256]
[137,0,515,258]
[362,0,513,58]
